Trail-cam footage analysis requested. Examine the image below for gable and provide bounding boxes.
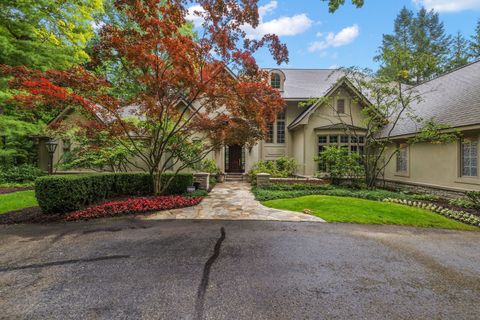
[288,78,371,130]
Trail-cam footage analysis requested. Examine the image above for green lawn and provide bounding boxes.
[0,190,38,214]
[263,195,477,231]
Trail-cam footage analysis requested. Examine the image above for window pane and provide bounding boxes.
[318,136,328,144]
[359,137,365,144]
[396,143,408,172]
[340,135,349,144]
[266,123,274,143]
[462,141,478,177]
[329,135,338,144]
[271,73,281,89]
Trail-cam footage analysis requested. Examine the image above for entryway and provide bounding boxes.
[225,144,244,173]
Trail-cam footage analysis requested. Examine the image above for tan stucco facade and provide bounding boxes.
[39,79,480,194]
[383,130,480,193]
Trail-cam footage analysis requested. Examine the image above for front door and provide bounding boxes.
[226,145,244,173]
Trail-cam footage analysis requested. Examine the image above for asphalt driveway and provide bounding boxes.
[0,219,479,319]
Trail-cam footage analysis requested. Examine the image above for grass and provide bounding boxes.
[0,190,38,214]
[263,195,478,231]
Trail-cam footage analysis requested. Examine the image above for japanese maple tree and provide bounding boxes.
[1,0,289,194]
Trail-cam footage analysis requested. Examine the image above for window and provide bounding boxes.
[317,134,365,172]
[396,143,408,173]
[337,99,345,113]
[266,123,274,143]
[462,139,478,177]
[277,111,285,144]
[271,73,281,89]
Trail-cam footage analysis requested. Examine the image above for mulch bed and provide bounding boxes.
[0,187,34,195]
[0,207,64,225]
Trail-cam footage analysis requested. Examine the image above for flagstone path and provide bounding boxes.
[142,181,324,222]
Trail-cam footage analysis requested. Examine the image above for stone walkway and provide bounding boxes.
[142,182,324,222]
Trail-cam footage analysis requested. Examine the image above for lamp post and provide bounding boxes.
[45,138,58,175]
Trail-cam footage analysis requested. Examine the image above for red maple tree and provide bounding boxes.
[1,0,289,194]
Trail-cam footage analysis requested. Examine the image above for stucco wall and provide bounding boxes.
[300,88,367,176]
[383,131,480,192]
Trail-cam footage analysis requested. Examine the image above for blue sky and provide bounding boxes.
[202,0,480,71]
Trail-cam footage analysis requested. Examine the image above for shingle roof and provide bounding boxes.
[265,68,345,99]
[380,60,480,137]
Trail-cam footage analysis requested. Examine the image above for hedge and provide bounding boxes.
[35,172,193,214]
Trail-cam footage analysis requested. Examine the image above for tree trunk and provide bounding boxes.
[152,172,162,195]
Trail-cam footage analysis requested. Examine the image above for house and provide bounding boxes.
[40,61,480,196]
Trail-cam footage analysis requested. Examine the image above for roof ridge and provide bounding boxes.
[411,59,480,88]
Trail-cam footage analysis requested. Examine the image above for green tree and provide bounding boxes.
[470,19,480,60]
[376,7,451,84]
[0,0,103,70]
[323,0,364,13]
[447,32,470,70]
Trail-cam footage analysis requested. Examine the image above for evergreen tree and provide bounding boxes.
[375,7,414,81]
[448,32,470,70]
[470,19,480,60]
[376,7,451,84]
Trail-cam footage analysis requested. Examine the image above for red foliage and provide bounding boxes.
[0,0,289,193]
[65,195,203,221]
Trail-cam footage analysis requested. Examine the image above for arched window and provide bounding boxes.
[271,73,281,89]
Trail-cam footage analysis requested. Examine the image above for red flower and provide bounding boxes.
[65,195,203,221]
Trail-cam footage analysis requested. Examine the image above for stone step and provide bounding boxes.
[225,173,245,181]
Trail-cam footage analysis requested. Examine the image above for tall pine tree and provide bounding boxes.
[470,19,480,60]
[448,32,470,70]
[376,7,451,84]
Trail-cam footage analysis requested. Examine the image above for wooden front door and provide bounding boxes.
[226,144,244,173]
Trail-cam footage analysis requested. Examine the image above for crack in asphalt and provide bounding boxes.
[194,227,226,320]
[0,255,130,272]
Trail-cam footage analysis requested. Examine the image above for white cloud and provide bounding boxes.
[243,14,313,39]
[258,0,278,16]
[186,1,313,39]
[413,0,480,12]
[308,24,360,52]
[186,5,206,28]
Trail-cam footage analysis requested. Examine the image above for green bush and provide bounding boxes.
[192,159,221,175]
[249,156,297,183]
[0,164,46,183]
[466,191,480,209]
[35,172,193,214]
[448,197,476,209]
[252,183,421,202]
[314,146,365,186]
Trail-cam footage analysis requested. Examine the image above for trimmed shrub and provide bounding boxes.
[35,172,193,214]
[0,164,46,183]
[249,156,298,184]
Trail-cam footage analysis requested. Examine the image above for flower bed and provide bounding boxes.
[383,198,480,228]
[65,195,203,221]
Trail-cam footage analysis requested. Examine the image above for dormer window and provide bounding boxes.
[271,73,281,89]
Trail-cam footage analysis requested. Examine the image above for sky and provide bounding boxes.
[189,0,480,71]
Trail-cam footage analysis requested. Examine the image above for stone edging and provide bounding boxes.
[383,198,480,227]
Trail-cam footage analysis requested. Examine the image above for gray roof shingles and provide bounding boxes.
[269,61,480,136]
[381,61,480,137]
[265,68,345,99]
